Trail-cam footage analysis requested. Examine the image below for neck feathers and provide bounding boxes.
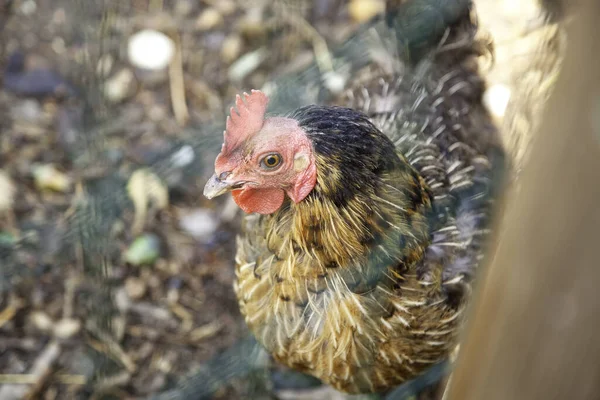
[267,144,434,280]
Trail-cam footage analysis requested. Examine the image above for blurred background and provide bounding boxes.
[0,0,563,399]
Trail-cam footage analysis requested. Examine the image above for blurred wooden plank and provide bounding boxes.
[446,0,600,399]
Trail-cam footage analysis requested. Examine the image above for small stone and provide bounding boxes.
[221,34,243,64]
[170,145,195,168]
[128,29,175,71]
[483,83,512,119]
[348,0,385,23]
[97,54,114,78]
[3,53,74,97]
[148,104,168,122]
[104,68,137,103]
[174,0,196,16]
[168,276,183,290]
[167,287,179,304]
[19,0,37,15]
[190,321,222,341]
[32,164,71,192]
[54,318,81,339]
[0,171,16,212]
[125,233,161,266]
[179,209,219,243]
[147,273,162,289]
[114,288,131,312]
[228,47,267,82]
[155,356,173,373]
[238,9,266,39]
[30,311,53,331]
[322,71,347,95]
[51,37,66,54]
[11,99,42,122]
[52,8,66,24]
[203,31,226,51]
[196,8,223,31]
[214,0,236,16]
[125,277,147,300]
[67,349,96,380]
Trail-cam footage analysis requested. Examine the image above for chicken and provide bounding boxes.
[203,2,505,395]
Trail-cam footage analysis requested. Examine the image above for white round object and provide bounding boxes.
[323,71,347,95]
[179,209,219,243]
[20,0,37,16]
[483,84,512,119]
[128,29,175,71]
[170,145,195,168]
[0,170,15,212]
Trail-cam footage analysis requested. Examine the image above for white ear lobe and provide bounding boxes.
[293,153,309,172]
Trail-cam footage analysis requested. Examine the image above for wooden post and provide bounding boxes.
[446,0,600,399]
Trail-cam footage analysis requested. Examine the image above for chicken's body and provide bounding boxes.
[207,2,504,395]
[235,108,456,394]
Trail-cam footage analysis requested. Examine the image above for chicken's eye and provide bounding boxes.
[260,153,282,169]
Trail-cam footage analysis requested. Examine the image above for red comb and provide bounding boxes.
[223,90,269,154]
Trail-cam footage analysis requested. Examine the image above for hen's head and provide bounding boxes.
[203,90,317,214]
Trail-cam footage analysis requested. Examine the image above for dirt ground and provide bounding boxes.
[0,0,555,399]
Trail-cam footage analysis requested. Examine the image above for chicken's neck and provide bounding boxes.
[266,106,435,280]
[291,157,433,275]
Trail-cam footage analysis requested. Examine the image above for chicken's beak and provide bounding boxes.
[203,173,236,199]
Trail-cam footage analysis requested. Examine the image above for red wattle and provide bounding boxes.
[232,187,285,215]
